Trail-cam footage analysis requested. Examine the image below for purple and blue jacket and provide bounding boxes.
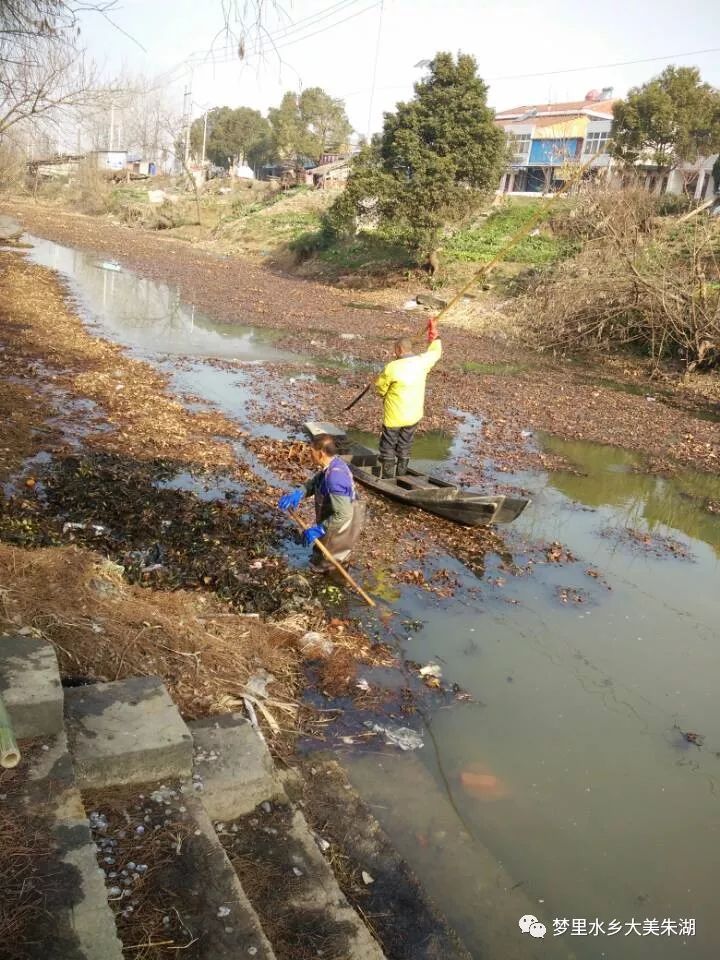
[304,456,357,533]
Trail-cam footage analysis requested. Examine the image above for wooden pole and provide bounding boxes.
[344,148,606,412]
[287,509,376,607]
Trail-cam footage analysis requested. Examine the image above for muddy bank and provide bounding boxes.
[9,202,720,476]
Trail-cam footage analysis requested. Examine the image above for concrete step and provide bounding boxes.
[83,778,277,960]
[189,715,386,958]
[299,759,474,960]
[188,713,285,820]
[64,676,193,789]
[0,632,64,738]
[217,799,387,960]
[1,733,123,960]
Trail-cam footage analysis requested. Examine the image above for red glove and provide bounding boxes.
[427,315,439,343]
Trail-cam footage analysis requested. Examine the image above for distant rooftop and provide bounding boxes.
[497,98,616,121]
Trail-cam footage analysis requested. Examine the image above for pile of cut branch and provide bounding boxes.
[519,187,720,371]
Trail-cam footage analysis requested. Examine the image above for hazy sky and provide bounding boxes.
[82,0,720,134]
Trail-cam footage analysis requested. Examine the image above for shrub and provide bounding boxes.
[515,187,720,369]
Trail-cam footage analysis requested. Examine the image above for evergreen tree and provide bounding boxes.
[327,52,506,259]
[190,106,271,169]
[299,87,352,154]
[268,92,310,161]
[611,66,720,169]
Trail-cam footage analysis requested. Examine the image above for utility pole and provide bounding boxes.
[108,104,115,150]
[183,84,192,165]
[202,110,208,164]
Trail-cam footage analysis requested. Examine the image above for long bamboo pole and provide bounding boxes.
[345,150,606,412]
[286,508,376,607]
[0,694,21,769]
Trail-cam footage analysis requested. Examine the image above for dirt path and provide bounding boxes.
[6,200,720,475]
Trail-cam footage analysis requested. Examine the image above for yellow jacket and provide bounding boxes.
[375,339,442,429]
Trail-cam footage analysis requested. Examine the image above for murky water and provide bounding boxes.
[26,236,303,363]
[348,436,720,959]
[23,236,720,959]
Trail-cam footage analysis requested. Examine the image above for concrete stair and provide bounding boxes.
[0,634,123,960]
[0,632,63,738]
[2,637,399,959]
[64,676,193,788]
[189,714,386,960]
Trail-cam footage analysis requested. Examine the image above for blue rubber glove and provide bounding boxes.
[278,488,304,512]
[303,523,325,547]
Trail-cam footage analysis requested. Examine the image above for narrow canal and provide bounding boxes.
[26,236,720,959]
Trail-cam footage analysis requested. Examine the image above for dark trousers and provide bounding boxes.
[379,423,418,461]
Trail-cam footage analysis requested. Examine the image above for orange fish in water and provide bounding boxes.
[460,763,509,800]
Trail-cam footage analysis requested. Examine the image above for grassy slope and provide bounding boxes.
[441,200,575,266]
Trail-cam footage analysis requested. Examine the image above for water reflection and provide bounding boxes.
[25,236,302,362]
[539,434,720,556]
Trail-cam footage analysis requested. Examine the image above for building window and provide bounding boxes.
[507,133,530,161]
[583,131,609,156]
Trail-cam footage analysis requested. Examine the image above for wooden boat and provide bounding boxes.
[303,422,530,527]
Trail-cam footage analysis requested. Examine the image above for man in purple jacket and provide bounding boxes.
[278,434,366,571]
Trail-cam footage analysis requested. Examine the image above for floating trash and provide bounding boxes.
[365,721,424,751]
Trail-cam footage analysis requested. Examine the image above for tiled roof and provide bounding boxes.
[308,158,350,174]
[497,99,616,119]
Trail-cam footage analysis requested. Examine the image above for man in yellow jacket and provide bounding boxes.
[374,316,442,478]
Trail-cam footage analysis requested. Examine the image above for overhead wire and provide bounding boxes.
[154,0,378,87]
[340,44,720,100]
[365,0,384,140]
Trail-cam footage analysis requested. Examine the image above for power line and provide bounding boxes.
[340,44,720,100]
[156,0,375,86]
[197,1,381,67]
[488,45,720,82]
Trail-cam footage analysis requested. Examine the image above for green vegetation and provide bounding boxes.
[291,223,414,273]
[226,210,322,252]
[442,202,576,266]
[230,186,311,219]
[461,360,528,375]
[188,87,352,170]
[190,106,272,170]
[325,52,507,262]
[611,66,720,170]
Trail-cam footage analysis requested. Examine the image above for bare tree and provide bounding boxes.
[0,1,121,148]
[216,0,284,59]
[0,47,110,143]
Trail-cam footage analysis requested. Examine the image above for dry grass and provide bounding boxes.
[0,543,301,720]
[515,187,720,370]
[0,381,54,484]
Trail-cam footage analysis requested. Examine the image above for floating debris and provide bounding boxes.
[364,722,424,751]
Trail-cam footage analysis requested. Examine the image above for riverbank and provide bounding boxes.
[4,228,720,959]
[7,199,720,477]
[0,243,490,956]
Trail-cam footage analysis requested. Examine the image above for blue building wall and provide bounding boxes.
[529,138,581,166]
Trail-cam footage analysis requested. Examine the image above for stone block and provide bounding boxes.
[2,734,123,960]
[0,632,63,739]
[189,713,283,820]
[64,676,193,788]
